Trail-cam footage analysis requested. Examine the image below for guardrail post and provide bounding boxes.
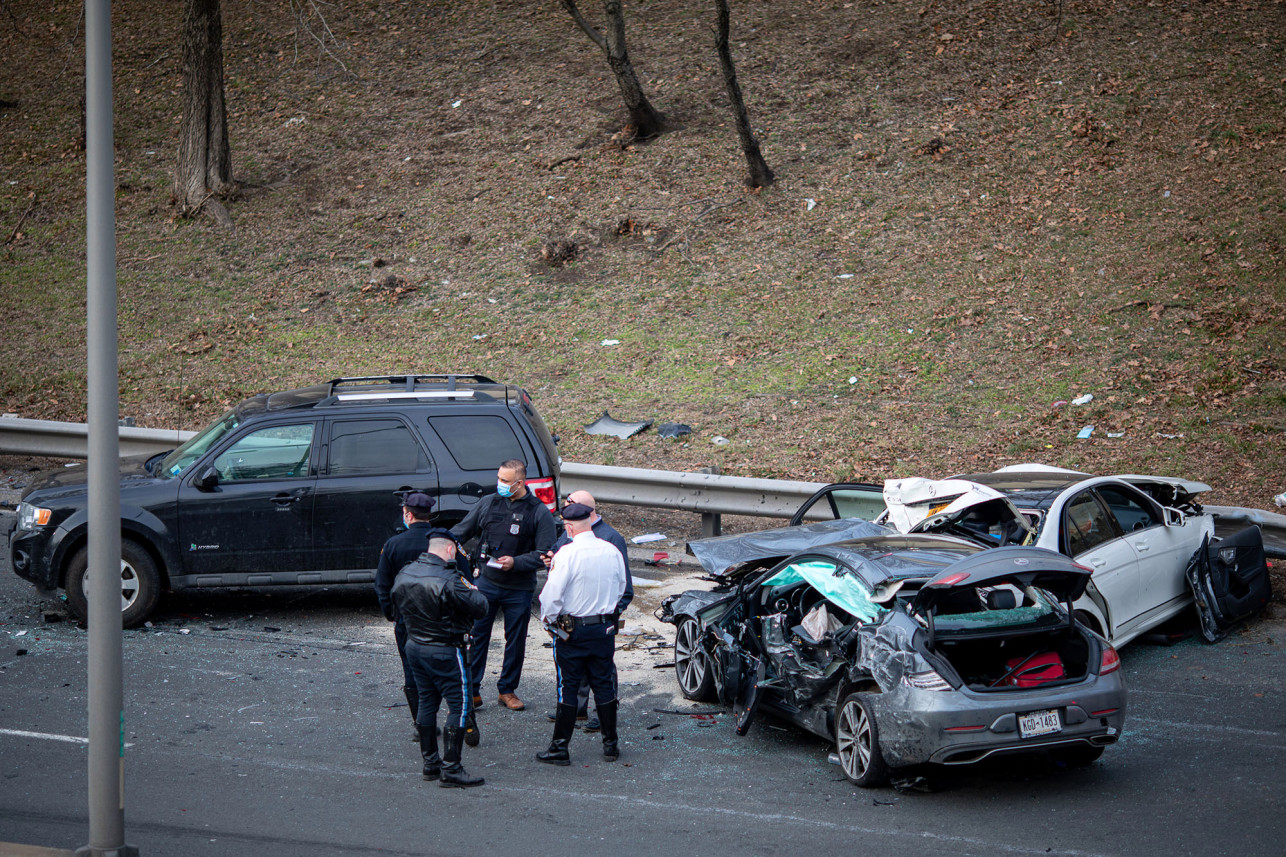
[700,465,722,537]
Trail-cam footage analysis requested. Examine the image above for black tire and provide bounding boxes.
[64,539,162,629]
[835,692,889,787]
[673,617,716,701]
[1051,744,1106,767]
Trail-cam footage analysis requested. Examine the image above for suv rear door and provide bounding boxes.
[423,412,539,527]
[310,416,438,572]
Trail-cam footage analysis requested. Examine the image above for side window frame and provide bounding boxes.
[1060,490,1119,557]
[207,421,317,483]
[322,417,433,477]
[1094,483,1162,535]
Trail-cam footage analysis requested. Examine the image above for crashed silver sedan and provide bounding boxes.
[657,536,1126,787]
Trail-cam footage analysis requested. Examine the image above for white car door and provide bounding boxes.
[1097,483,1197,610]
[1057,489,1148,639]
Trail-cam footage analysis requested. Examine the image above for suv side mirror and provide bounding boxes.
[194,467,220,492]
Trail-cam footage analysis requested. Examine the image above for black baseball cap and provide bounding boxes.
[561,502,593,521]
[402,492,436,511]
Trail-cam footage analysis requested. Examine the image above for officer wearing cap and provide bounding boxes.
[536,502,627,766]
[392,528,489,787]
[375,491,439,738]
[542,490,632,732]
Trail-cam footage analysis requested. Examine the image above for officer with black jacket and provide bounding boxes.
[392,528,490,788]
[451,459,557,714]
[374,492,438,739]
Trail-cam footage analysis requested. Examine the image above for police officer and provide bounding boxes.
[536,502,627,765]
[542,490,632,732]
[391,529,490,787]
[374,491,438,739]
[452,459,556,713]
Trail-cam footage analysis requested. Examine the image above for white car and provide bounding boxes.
[785,466,1234,647]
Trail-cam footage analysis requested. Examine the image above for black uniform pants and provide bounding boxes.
[394,619,415,690]
[405,641,472,731]
[552,622,616,709]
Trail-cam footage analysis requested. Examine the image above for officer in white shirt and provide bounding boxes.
[535,502,627,765]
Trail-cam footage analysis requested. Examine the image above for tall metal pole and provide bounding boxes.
[80,1,137,855]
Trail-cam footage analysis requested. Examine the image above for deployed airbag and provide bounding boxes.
[761,560,885,623]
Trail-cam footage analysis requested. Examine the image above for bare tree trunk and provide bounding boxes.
[713,0,773,187]
[175,0,233,226]
[560,0,665,140]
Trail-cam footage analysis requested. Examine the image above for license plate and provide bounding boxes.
[1019,709,1062,739]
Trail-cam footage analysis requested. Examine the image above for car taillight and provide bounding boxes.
[901,669,952,691]
[527,477,557,512]
[1099,646,1121,675]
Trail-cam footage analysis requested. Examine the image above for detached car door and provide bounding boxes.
[310,417,439,572]
[176,420,319,575]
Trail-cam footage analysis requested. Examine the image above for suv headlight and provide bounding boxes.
[16,502,52,532]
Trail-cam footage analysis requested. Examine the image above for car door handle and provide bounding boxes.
[1090,558,1108,568]
[1134,542,1150,552]
[272,489,310,506]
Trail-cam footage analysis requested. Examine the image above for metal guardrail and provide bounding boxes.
[0,417,825,524]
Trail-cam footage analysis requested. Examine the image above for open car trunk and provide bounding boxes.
[912,546,1095,692]
[931,627,1093,691]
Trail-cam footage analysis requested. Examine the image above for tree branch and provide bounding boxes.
[559,0,608,53]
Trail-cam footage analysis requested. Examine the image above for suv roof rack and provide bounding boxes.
[327,374,499,392]
[314,374,511,408]
[331,390,484,403]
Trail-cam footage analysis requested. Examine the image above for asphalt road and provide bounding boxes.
[1,507,1284,857]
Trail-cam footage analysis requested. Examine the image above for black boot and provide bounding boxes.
[404,686,421,742]
[440,725,484,788]
[536,703,577,766]
[417,724,442,781]
[598,699,619,761]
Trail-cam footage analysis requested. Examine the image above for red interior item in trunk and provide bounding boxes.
[1004,651,1065,687]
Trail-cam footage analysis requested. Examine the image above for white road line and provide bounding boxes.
[0,727,134,748]
[0,727,88,745]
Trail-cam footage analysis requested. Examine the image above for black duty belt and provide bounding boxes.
[564,613,614,627]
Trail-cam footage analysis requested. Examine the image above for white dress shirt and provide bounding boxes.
[539,530,627,624]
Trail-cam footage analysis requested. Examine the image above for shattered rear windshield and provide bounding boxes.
[761,560,885,623]
[928,585,1064,634]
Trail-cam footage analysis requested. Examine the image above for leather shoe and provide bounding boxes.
[583,716,601,733]
[471,694,483,709]
[498,692,526,711]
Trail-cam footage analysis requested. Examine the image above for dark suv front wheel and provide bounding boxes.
[65,539,162,629]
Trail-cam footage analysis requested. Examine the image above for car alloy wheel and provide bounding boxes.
[674,617,716,701]
[836,692,889,787]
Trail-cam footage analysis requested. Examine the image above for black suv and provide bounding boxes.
[9,374,561,627]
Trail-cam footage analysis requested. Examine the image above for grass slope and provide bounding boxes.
[1,0,1283,506]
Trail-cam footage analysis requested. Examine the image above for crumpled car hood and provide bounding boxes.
[883,477,1034,540]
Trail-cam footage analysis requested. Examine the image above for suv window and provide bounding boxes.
[1062,491,1115,557]
[213,423,315,481]
[327,419,430,476]
[1096,484,1160,534]
[428,415,524,470]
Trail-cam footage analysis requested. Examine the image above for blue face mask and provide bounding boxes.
[496,480,514,498]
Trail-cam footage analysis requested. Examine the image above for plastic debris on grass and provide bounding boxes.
[584,411,653,439]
